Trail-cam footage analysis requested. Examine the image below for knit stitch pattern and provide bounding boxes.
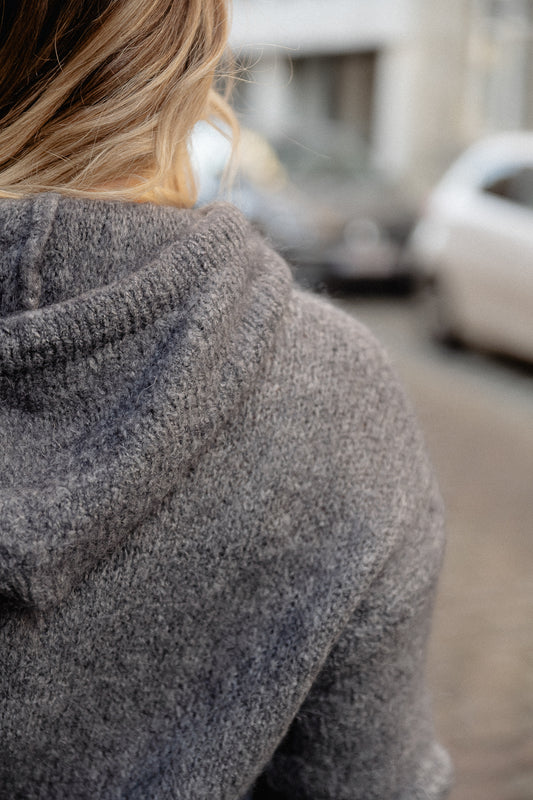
[0,194,452,799]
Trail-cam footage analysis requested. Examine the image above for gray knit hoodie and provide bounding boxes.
[0,193,451,799]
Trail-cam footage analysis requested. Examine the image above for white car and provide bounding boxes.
[408,132,533,361]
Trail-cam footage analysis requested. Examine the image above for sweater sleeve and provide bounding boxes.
[238,293,453,800]
[249,472,453,800]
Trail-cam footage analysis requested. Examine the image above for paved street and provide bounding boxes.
[330,292,533,800]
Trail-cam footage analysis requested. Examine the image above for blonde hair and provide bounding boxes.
[0,0,237,206]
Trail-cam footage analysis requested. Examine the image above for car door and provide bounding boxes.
[446,163,533,357]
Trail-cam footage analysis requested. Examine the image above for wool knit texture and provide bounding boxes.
[0,193,452,799]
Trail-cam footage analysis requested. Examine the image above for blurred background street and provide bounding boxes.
[195,1,533,796]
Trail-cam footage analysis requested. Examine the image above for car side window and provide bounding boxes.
[482,165,533,210]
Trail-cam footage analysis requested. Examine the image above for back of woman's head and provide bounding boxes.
[0,0,235,206]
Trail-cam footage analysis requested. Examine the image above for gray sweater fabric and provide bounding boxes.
[0,193,452,799]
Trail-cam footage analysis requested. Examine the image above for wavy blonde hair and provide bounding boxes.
[0,0,237,206]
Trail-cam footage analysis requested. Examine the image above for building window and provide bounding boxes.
[290,52,377,143]
[466,0,533,133]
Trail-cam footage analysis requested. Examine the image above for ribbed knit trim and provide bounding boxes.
[0,197,247,375]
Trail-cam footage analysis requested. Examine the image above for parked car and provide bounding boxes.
[408,131,533,360]
[191,121,415,289]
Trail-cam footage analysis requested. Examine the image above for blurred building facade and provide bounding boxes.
[230,0,533,196]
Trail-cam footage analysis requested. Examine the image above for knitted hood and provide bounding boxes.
[0,193,291,610]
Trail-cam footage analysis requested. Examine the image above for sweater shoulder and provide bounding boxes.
[289,288,391,365]
[262,286,442,550]
[276,287,415,441]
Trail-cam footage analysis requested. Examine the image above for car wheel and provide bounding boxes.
[420,276,464,349]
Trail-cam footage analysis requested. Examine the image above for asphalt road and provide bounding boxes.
[330,292,533,800]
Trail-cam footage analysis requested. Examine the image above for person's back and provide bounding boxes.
[0,2,452,798]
